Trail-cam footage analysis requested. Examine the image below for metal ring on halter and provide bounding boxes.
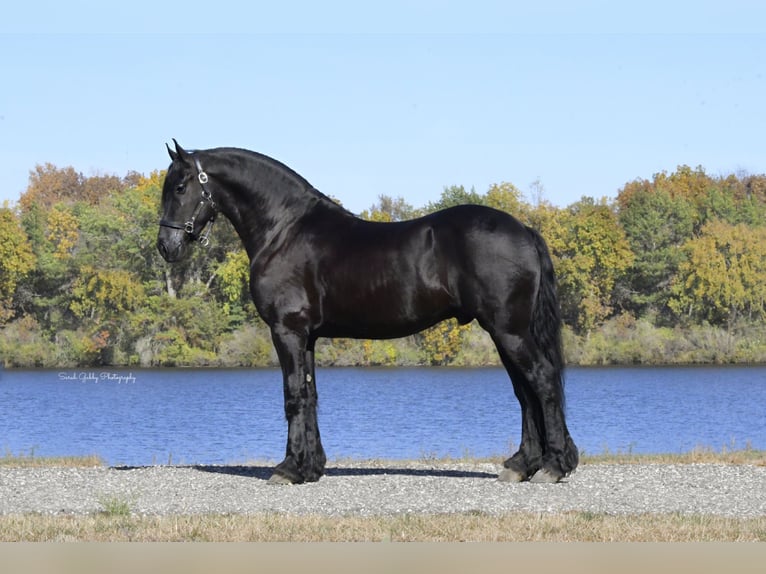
[198,217,215,247]
[195,157,209,184]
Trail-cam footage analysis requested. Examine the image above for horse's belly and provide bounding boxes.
[318,284,453,339]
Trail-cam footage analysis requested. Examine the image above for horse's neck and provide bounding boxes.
[213,168,318,262]
[213,186,278,261]
[207,150,355,260]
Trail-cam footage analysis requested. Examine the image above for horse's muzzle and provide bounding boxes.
[157,233,186,262]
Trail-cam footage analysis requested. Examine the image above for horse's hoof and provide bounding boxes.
[529,469,561,484]
[497,468,525,483]
[267,473,294,485]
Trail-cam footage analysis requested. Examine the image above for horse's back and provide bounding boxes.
[426,204,535,253]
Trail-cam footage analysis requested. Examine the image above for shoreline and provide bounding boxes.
[4,362,766,371]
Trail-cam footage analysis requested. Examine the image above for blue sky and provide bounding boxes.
[1,3,765,214]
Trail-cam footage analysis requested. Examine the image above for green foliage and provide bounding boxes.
[2,161,765,367]
[618,186,695,317]
[97,495,133,517]
[216,323,276,367]
[553,198,634,333]
[70,266,145,320]
[565,315,766,365]
[360,195,419,222]
[0,315,56,367]
[484,182,525,216]
[426,185,485,211]
[419,319,471,366]
[0,208,36,322]
[213,249,252,317]
[46,205,79,260]
[54,328,114,366]
[314,336,422,367]
[669,220,766,326]
[361,340,400,366]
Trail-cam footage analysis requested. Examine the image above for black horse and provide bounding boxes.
[157,141,578,484]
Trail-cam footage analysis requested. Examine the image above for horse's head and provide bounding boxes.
[157,140,217,262]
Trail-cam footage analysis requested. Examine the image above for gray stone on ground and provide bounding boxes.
[1,461,764,517]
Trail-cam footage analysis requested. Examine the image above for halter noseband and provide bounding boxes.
[159,157,217,247]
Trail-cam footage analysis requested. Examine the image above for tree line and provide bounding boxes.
[1,163,765,368]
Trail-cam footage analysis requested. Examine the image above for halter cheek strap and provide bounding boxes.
[159,157,217,246]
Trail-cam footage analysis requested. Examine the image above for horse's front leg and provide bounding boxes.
[268,325,326,484]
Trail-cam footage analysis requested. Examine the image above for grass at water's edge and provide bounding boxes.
[2,446,765,468]
[580,445,766,466]
[0,452,104,468]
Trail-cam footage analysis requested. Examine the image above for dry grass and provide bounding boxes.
[580,445,766,466]
[1,512,764,542]
[3,447,763,468]
[0,452,104,468]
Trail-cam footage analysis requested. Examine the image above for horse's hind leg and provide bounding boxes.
[497,378,543,482]
[493,332,577,483]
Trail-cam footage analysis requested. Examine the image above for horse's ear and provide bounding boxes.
[166,142,178,162]
[169,139,192,164]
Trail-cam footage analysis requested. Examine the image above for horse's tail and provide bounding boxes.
[526,226,565,400]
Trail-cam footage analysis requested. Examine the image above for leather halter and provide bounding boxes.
[159,157,217,246]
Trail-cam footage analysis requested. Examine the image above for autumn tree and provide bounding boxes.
[484,181,526,217]
[46,205,80,260]
[621,165,764,229]
[16,201,77,331]
[70,265,146,322]
[0,208,36,322]
[426,185,485,212]
[18,164,83,212]
[81,173,128,202]
[617,187,695,319]
[420,318,471,366]
[654,164,714,206]
[4,158,766,367]
[213,249,253,319]
[360,195,418,222]
[669,220,766,327]
[743,174,766,203]
[19,164,128,212]
[552,198,635,333]
[734,174,766,226]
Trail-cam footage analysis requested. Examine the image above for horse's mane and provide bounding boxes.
[212,147,355,217]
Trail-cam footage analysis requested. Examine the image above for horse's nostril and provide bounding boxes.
[158,241,168,260]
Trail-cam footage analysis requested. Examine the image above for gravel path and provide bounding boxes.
[2,461,765,517]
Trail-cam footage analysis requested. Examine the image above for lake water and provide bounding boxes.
[1,366,764,466]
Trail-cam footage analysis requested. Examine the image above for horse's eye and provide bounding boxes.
[176,184,186,194]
